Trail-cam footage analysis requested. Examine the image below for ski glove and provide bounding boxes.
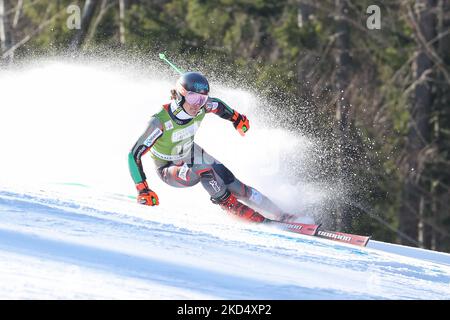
[136,181,159,206]
[231,111,250,136]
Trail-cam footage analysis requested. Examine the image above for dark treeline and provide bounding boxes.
[1,0,449,252]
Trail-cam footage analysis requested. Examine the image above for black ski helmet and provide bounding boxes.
[175,72,210,106]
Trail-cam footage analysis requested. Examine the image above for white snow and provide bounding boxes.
[1,61,450,300]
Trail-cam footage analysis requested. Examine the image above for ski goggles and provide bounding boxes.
[184,91,208,107]
[177,82,208,107]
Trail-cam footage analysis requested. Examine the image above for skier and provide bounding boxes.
[128,72,296,223]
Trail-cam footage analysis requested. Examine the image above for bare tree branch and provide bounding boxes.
[2,8,65,59]
[84,0,112,47]
[119,0,126,45]
[13,0,24,29]
[407,3,450,85]
[0,0,9,54]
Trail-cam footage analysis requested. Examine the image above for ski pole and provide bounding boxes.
[158,53,185,75]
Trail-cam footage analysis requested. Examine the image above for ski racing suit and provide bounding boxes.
[128,98,286,222]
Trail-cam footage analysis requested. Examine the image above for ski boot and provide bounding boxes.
[212,190,266,223]
[275,212,297,222]
[276,212,315,224]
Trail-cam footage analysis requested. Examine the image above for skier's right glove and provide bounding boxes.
[136,181,159,206]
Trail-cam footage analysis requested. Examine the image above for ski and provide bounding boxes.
[316,229,371,247]
[267,219,371,247]
[267,220,321,236]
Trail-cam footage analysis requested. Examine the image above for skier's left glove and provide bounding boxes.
[231,111,250,136]
[136,181,159,206]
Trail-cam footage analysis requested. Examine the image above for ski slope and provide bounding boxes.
[1,60,450,299]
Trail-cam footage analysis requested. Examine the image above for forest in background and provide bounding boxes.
[1,0,449,252]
